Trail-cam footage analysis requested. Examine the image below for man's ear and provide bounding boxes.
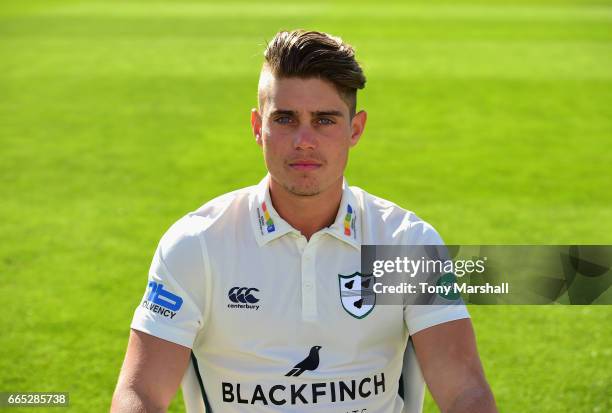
[251,108,263,146]
[349,110,367,147]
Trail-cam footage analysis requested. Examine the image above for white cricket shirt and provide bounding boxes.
[131,175,469,413]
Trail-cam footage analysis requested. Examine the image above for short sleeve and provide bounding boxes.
[131,216,207,348]
[403,219,470,336]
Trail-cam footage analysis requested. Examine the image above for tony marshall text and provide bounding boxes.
[374,282,510,295]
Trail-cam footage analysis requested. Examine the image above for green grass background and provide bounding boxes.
[1,0,611,411]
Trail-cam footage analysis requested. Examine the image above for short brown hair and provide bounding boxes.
[261,29,366,117]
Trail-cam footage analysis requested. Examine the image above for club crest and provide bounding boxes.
[338,272,376,319]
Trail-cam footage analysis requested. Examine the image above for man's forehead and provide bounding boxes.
[258,71,348,114]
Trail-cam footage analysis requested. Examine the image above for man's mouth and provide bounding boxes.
[288,160,322,171]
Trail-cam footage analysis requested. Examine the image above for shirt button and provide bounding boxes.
[304,282,312,289]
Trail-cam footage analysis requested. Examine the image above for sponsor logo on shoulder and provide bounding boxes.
[227,287,260,310]
[141,281,183,319]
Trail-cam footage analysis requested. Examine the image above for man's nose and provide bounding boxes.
[293,125,317,150]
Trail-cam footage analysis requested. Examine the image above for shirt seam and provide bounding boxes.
[196,230,213,338]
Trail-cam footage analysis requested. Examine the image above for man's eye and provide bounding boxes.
[317,118,335,125]
[274,116,292,125]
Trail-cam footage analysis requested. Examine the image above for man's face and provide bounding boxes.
[251,74,366,197]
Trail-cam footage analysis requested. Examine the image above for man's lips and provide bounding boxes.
[288,160,322,171]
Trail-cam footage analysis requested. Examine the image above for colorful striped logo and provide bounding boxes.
[344,204,353,236]
[262,202,275,233]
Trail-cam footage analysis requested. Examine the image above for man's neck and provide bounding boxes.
[268,177,343,241]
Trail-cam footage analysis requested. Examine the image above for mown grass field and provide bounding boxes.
[1,0,611,411]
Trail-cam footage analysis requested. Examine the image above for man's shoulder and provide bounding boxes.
[158,185,256,252]
[349,185,445,245]
[190,185,256,223]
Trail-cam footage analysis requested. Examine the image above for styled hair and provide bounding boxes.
[261,29,366,117]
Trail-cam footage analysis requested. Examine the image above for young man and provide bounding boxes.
[112,30,497,413]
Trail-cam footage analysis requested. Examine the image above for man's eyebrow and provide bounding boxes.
[312,110,344,117]
[269,109,296,117]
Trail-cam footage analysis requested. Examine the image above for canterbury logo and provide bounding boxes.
[228,287,260,304]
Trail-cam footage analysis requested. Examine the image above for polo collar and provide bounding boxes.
[249,175,361,249]
[249,175,296,246]
[322,180,361,249]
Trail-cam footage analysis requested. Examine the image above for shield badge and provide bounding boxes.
[338,272,376,319]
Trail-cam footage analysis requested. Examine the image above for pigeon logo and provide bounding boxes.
[228,287,260,303]
[285,346,322,377]
[339,272,376,319]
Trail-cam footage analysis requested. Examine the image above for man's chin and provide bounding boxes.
[284,178,321,197]
[286,184,321,197]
